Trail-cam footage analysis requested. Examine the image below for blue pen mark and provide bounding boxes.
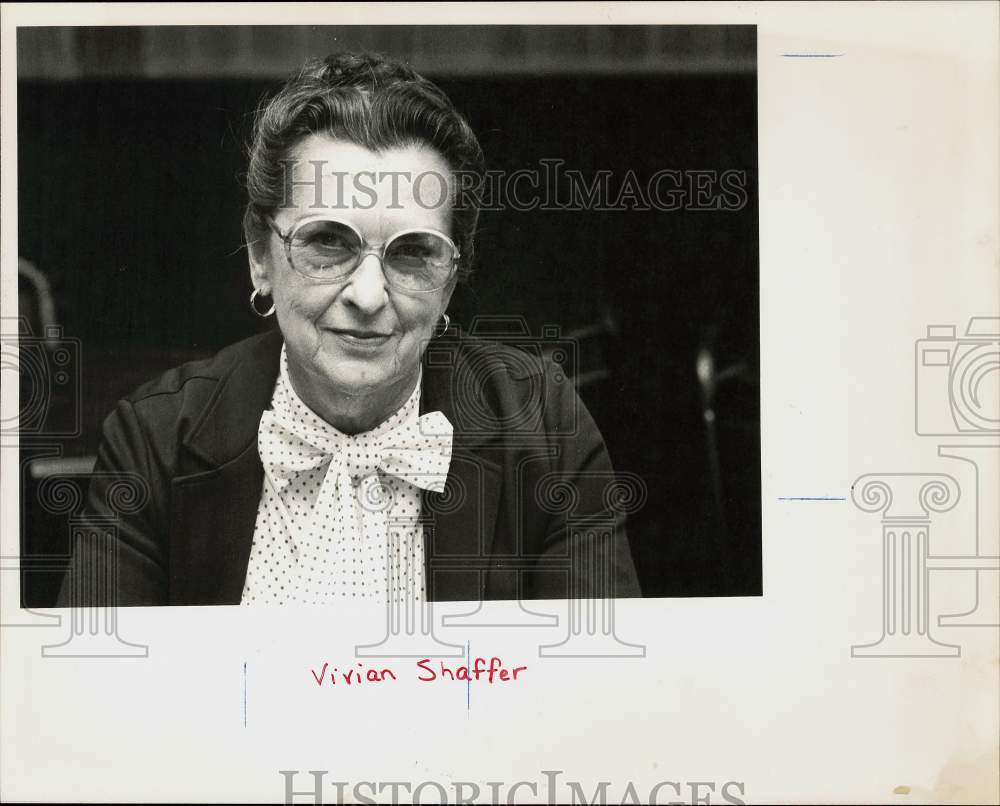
[242,662,247,728]
[778,496,846,501]
[782,53,845,58]
[466,640,471,711]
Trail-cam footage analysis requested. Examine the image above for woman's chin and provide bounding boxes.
[317,360,388,392]
[310,347,406,396]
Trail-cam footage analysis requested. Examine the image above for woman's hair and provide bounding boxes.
[244,51,485,281]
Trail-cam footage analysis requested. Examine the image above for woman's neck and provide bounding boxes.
[285,362,420,435]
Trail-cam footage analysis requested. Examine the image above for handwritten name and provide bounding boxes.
[310,657,527,686]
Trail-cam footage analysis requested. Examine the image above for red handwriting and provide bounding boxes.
[416,657,526,683]
[310,662,397,686]
[309,657,526,686]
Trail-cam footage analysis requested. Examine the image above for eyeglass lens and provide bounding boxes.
[288,219,455,289]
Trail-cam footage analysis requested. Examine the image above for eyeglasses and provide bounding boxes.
[266,215,460,294]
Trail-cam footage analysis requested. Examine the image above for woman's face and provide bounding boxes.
[251,135,455,401]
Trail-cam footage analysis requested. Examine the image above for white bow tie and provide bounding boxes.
[258,407,454,496]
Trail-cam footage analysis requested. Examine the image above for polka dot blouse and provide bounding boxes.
[241,345,453,606]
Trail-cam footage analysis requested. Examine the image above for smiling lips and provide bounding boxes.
[328,328,392,348]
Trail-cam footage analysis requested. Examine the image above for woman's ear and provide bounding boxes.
[248,234,272,294]
[439,277,458,317]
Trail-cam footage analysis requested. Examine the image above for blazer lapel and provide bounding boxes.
[420,338,503,601]
[168,329,282,605]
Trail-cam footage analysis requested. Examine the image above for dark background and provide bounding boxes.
[17,25,760,602]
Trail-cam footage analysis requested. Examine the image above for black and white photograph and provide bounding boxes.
[16,24,760,606]
[4,5,996,805]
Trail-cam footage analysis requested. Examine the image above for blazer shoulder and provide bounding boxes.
[124,330,278,408]
[99,329,281,474]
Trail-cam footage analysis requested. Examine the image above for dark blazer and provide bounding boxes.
[57,329,641,606]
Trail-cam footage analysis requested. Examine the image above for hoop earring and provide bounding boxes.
[250,288,275,318]
[434,313,451,338]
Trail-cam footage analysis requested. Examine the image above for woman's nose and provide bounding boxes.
[342,254,389,314]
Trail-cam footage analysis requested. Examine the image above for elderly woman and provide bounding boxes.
[58,52,640,606]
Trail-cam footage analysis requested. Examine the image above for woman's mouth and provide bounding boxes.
[327,328,393,349]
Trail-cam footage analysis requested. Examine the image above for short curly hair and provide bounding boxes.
[243,51,485,281]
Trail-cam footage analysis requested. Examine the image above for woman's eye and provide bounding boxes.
[292,222,358,253]
[314,233,348,248]
[395,245,430,258]
[390,242,436,262]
